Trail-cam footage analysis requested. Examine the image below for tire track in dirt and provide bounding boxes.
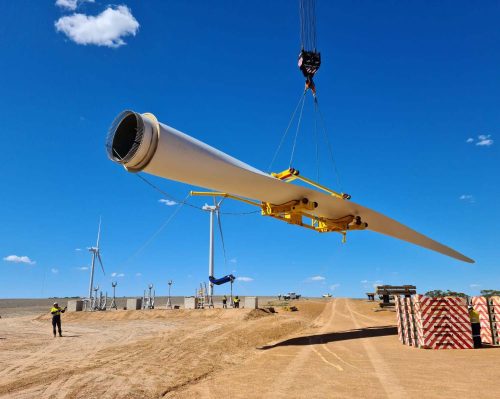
[344,298,407,398]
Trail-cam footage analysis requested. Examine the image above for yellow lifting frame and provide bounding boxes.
[190,175,365,240]
[271,168,350,200]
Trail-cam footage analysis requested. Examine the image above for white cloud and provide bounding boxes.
[476,134,494,146]
[51,268,59,274]
[467,134,494,147]
[117,273,125,277]
[236,276,253,282]
[55,0,94,11]
[112,272,125,277]
[159,199,177,206]
[75,248,82,251]
[470,283,481,289]
[230,258,237,264]
[76,266,89,271]
[459,194,474,203]
[111,272,117,277]
[55,5,139,48]
[3,255,36,265]
[330,283,340,291]
[360,279,382,290]
[309,275,326,282]
[135,272,142,277]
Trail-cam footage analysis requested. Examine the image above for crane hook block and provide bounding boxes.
[298,50,321,80]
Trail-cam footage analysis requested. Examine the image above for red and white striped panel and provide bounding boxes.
[414,314,470,328]
[471,296,494,344]
[413,299,469,312]
[489,296,500,306]
[418,330,473,349]
[414,306,470,324]
[395,297,406,344]
[413,295,467,307]
[415,322,472,334]
[488,305,500,316]
[472,296,488,319]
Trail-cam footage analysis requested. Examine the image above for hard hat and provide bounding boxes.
[53,302,58,306]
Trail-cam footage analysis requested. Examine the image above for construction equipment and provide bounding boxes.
[376,285,417,308]
[167,280,173,309]
[109,281,118,310]
[283,292,301,300]
[142,284,155,309]
[195,283,208,309]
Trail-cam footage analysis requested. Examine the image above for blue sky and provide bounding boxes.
[0,1,498,299]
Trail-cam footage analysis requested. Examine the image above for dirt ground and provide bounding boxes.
[0,298,499,399]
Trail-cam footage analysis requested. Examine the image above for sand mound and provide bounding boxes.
[0,300,324,398]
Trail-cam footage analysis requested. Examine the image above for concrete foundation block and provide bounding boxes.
[244,296,258,309]
[127,298,142,310]
[67,300,83,312]
[184,297,198,309]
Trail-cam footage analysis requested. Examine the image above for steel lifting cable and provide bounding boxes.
[135,173,203,211]
[135,167,259,215]
[121,193,190,265]
[314,97,343,192]
[268,91,307,173]
[300,0,317,51]
[289,92,307,168]
[312,96,320,182]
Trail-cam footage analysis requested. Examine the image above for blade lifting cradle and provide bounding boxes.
[105,111,473,263]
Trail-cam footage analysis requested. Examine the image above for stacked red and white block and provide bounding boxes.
[395,296,406,344]
[412,295,473,349]
[406,297,419,347]
[488,296,500,344]
[395,295,474,349]
[489,296,500,345]
[395,296,418,347]
[471,296,495,345]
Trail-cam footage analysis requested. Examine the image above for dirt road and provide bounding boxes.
[1,299,499,398]
[174,298,500,399]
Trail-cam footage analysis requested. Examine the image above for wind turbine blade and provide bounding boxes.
[96,217,102,248]
[97,252,105,275]
[216,210,227,265]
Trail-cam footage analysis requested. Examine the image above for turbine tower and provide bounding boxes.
[202,199,226,302]
[88,218,105,308]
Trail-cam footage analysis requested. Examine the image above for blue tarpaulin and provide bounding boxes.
[209,274,235,285]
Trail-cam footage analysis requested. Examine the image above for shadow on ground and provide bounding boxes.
[259,325,397,350]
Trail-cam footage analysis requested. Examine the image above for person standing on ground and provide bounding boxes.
[222,295,228,309]
[233,296,240,308]
[469,305,481,348]
[51,302,66,337]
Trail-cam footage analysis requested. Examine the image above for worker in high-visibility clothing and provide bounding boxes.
[469,305,481,348]
[50,302,67,337]
[233,296,240,309]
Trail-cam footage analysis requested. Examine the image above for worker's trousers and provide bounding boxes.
[471,322,481,348]
[52,316,62,336]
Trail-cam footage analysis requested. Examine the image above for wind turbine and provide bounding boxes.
[88,218,105,309]
[202,198,227,303]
